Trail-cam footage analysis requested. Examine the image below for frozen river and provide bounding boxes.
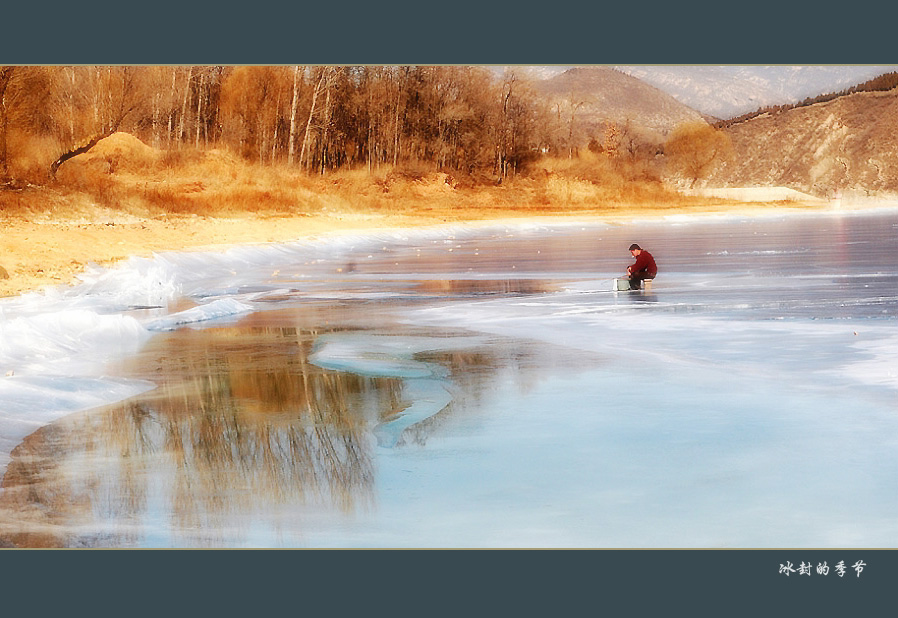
[0,207,896,547]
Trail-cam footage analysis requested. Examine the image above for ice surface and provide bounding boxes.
[0,309,148,374]
[1,207,896,547]
[310,333,485,446]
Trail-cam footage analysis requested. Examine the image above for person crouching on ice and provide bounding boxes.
[627,244,657,290]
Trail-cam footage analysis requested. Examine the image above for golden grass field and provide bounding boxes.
[0,132,848,298]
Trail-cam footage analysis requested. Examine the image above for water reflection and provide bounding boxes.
[0,312,594,547]
[413,279,561,297]
[0,323,404,547]
[2,212,896,548]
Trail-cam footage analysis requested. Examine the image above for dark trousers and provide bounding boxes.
[629,271,655,290]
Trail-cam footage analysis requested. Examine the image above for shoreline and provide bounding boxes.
[3,199,896,300]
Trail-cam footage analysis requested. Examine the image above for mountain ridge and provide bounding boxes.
[506,65,898,119]
[707,86,898,197]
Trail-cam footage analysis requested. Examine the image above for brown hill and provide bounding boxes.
[535,67,709,148]
[708,87,898,198]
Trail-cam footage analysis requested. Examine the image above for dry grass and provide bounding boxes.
[2,132,715,222]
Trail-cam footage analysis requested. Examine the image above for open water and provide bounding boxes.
[0,207,896,547]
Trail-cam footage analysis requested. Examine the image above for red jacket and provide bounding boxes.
[629,250,657,277]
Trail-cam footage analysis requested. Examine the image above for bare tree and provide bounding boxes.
[220,66,290,164]
[287,66,302,165]
[178,66,192,145]
[49,66,147,180]
[664,121,734,187]
[2,65,554,184]
[497,70,517,180]
[299,66,340,172]
[0,66,15,180]
[565,90,588,159]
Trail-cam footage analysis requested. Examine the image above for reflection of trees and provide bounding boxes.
[0,324,404,547]
[401,337,604,446]
[0,315,604,547]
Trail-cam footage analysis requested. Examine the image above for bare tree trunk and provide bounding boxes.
[288,66,300,165]
[271,88,281,164]
[195,70,204,149]
[152,89,160,148]
[498,76,513,181]
[393,75,402,166]
[178,66,192,146]
[320,87,331,174]
[367,83,373,173]
[0,66,13,179]
[50,67,138,180]
[0,100,7,180]
[300,68,327,171]
[568,105,575,159]
[49,123,119,180]
[92,67,101,129]
[67,67,77,147]
[167,69,176,148]
[258,114,264,164]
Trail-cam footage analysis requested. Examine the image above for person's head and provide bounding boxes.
[629,243,642,256]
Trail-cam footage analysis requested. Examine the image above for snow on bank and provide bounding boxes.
[0,295,266,481]
[684,186,829,203]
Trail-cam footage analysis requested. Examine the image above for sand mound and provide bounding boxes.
[86,132,160,169]
[92,132,158,158]
[58,132,161,180]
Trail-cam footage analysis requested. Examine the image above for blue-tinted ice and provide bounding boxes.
[0,207,896,547]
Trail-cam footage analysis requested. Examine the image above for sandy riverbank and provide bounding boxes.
[0,209,440,298]
[7,131,888,299]
[3,198,888,300]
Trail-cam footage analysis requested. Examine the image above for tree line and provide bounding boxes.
[716,71,898,129]
[0,66,563,184]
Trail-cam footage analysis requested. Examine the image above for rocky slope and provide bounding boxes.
[708,87,898,198]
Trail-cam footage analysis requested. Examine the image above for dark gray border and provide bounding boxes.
[3,2,895,64]
[3,2,897,615]
[2,549,894,614]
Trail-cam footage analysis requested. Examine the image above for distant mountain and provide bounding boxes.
[503,65,898,120]
[616,65,898,119]
[531,66,707,147]
[706,87,898,197]
[500,66,898,197]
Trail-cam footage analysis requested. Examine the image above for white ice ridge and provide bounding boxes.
[0,297,254,482]
[374,379,453,449]
[0,309,150,375]
[143,298,254,331]
[310,333,484,447]
[0,219,611,320]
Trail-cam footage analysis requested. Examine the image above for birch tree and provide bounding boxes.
[288,65,302,165]
[299,66,340,172]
